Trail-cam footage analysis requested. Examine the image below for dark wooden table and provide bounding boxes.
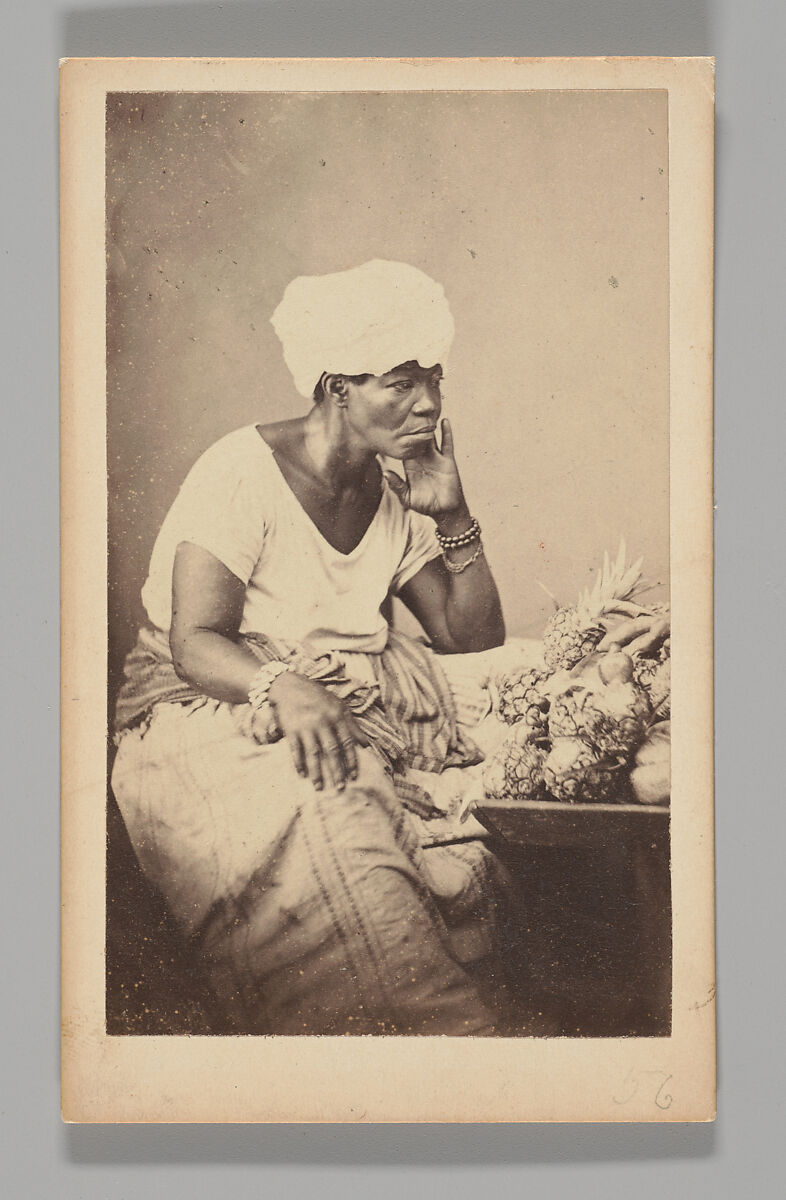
[475,800,672,1037]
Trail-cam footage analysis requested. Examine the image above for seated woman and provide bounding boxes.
[112,259,510,1036]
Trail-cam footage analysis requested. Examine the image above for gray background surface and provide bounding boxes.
[2,0,784,1195]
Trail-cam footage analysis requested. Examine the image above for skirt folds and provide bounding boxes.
[111,697,506,1035]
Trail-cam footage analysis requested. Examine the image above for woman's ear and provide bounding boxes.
[323,373,348,407]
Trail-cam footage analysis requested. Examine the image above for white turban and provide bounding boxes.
[270,259,455,398]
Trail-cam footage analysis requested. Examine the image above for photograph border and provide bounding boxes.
[60,55,715,1124]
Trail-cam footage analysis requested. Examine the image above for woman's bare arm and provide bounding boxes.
[169,542,262,701]
[397,528,505,654]
[385,419,505,653]
[169,541,366,791]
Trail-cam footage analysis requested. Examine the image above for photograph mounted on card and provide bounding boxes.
[60,56,715,1123]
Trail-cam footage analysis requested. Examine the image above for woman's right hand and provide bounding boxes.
[268,672,369,793]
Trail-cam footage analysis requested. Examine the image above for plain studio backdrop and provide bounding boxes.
[106,89,668,679]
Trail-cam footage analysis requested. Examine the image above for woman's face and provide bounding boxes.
[341,361,444,459]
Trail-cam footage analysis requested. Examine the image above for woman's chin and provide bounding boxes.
[392,435,434,459]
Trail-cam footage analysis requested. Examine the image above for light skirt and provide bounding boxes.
[111,697,508,1036]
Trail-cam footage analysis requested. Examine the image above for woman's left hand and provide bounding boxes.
[384,418,465,517]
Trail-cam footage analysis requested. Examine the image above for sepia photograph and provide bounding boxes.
[61,57,714,1123]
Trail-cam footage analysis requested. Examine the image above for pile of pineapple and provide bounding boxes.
[484,543,671,807]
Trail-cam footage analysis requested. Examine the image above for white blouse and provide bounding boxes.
[141,426,442,655]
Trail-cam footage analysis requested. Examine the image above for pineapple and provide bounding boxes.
[479,543,670,810]
[483,724,546,802]
[548,678,651,759]
[542,607,606,674]
[542,738,596,801]
[541,540,650,671]
[481,754,510,801]
[543,738,632,805]
[633,656,671,719]
[495,666,550,737]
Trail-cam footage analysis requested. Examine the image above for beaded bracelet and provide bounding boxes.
[435,516,481,549]
[442,540,485,574]
[247,660,293,710]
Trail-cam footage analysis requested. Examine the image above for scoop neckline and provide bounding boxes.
[251,424,387,559]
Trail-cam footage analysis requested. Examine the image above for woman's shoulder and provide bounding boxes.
[182,424,277,482]
[253,418,305,456]
[194,424,268,462]
[167,427,282,517]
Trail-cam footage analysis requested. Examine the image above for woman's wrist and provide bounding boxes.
[442,539,485,574]
[434,508,485,574]
[267,669,309,707]
[248,660,294,710]
[434,501,472,538]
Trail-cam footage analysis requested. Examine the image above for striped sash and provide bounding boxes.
[114,625,482,816]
